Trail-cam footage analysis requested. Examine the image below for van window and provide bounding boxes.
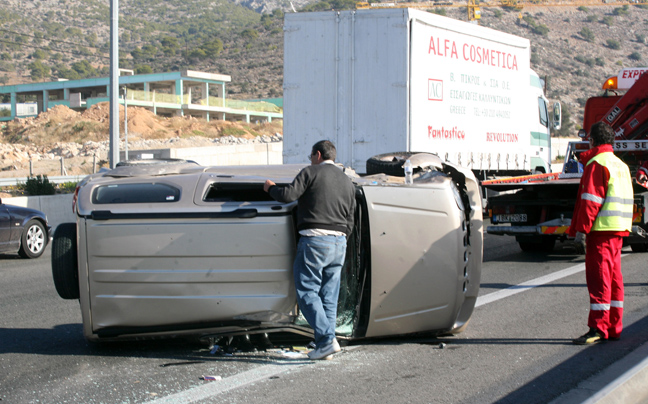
[538,97,549,127]
[203,183,275,202]
[92,183,180,204]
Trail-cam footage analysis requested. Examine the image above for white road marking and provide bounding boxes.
[153,361,310,403]
[156,254,632,402]
[476,253,629,308]
[476,263,586,307]
[153,347,360,403]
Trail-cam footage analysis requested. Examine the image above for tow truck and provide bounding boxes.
[484,68,648,252]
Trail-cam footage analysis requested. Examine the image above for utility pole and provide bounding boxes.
[123,86,128,161]
[109,0,120,168]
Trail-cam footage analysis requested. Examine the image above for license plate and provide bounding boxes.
[495,214,527,223]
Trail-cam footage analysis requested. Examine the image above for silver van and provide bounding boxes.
[52,154,482,343]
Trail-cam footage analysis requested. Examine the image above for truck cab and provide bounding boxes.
[485,68,648,253]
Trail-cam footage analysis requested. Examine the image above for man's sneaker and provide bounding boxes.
[573,328,604,345]
[608,335,621,341]
[332,338,341,353]
[308,341,337,360]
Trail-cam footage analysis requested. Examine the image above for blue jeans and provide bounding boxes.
[294,235,347,348]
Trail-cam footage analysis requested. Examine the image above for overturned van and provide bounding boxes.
[51,154,483,342]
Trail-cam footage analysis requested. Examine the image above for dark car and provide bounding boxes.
[0,198,51,259]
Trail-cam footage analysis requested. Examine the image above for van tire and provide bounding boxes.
[630,242,648,253]
[51,223,80,300]
[366,152,418,176]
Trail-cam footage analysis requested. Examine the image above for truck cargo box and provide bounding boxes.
[284,9,555,175]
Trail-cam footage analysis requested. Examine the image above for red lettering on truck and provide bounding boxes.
[621,69,647,79]
[428,36,459,59]
[485,132,519,142]
[428,125,466,140]
[461,44,518,70]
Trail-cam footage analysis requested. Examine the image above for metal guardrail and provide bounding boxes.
[0,175,87,187]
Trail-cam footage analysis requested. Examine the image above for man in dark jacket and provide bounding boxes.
[264,140,355,359]
[568,122,633,345]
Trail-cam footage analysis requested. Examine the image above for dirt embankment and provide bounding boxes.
[0,103,283,179]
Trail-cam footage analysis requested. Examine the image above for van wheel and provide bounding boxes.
[366,152,443,176]
[630,243,648,253]
[366,152,415,176]
[18,219,47,259]
[51,223,80,300]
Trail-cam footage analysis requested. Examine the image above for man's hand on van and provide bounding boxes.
[264,180,276,192]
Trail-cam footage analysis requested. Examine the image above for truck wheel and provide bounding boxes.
[630,243,648,253]
[51,223,80,300]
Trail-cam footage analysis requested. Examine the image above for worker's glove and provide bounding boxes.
[574,232,586,253]
[574,232,585,243]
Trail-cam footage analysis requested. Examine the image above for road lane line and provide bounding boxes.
[476,253,631,308]
[476,263,586,307]
[153,361,310,403]
[154,347,362,402]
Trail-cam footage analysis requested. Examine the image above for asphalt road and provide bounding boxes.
[2,233,648,404]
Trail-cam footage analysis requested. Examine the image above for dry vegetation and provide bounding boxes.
[2,103,283,146]
[0,102,283,189]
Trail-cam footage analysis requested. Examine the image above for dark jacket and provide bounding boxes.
[269,163,355,236]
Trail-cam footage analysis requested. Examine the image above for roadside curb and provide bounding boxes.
[550,340,648,404]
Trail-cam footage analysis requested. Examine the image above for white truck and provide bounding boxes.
[283,8,560,175]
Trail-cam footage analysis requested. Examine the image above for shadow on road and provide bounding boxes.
[478,315,648,404]
[484,246,586,264]
[0,323,316,365]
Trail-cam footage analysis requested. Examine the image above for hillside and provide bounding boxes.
[0,1,647,137]
[0,103,283,181]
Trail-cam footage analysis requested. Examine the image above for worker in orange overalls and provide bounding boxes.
[568,122,634,345]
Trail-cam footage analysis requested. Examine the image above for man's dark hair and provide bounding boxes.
[589,122,615,146]
[312,140,337,161]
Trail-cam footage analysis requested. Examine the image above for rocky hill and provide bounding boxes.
[1,2,646,127]
[0,1,646,178]
[472,4,647,134]
[0,103,283,179]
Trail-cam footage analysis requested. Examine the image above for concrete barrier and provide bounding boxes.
[121,142,283,166]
